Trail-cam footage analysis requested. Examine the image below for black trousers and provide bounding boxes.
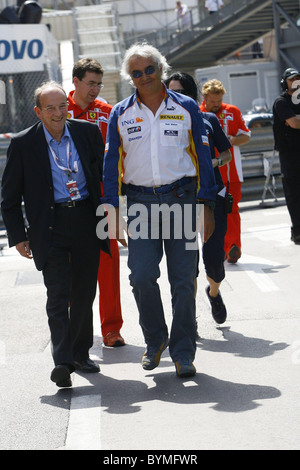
[202,194,227,283]
[42,201,100,370]
[280,154,300,236]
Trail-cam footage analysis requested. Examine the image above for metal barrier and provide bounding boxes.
[124,0,256,53]
[241,152,283,202]
[241,112,283,202]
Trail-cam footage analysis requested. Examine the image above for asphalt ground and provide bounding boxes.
[0,197,299,452]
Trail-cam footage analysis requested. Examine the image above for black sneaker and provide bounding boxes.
[205,286,227,324]
[142,338,169,370]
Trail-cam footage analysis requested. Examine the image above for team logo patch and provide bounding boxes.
[128,126,141,135]
[160,115,184,121]
[105,143,109,152]
[88,111,97,120]
[164,130,178,136]
[98,115,108,123]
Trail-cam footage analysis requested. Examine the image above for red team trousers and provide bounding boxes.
[98,238,123,337]
[224,182,242,256]
[67,92,123,337]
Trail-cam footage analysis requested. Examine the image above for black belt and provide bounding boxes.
[126,176,195,195]
[55,197,91,208]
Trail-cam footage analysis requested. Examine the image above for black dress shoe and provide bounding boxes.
[291,233,300,245]
[74,358,100,373]
[51,365,72,388]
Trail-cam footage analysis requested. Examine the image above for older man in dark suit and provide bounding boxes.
[1,81,110,387]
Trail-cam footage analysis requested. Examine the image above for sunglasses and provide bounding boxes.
[131,65,156,79]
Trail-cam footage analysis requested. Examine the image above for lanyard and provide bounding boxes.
[48,141,77,180]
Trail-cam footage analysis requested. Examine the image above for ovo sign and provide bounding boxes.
[0,39,43,61]
[0,25,56,73]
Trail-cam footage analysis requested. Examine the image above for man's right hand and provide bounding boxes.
[16,241,33,259]
[107,207,128,247]
[116,214,129,247]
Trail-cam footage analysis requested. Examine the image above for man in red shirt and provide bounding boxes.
[200,79,251,262]
[68,58,125,347]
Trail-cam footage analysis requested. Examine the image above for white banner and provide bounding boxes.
[0,24,58,74]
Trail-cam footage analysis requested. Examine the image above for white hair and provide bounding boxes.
[120,42,171,85]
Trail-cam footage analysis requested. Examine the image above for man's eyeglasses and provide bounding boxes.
[80,79,104,90]
[131,65,156,79]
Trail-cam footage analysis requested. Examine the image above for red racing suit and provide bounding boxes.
[68,91,123,337]
[200,101,251,256]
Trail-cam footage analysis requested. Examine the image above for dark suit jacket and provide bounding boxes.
[1,119,110,270]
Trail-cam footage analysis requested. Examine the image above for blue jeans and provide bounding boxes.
[126,179,198,362]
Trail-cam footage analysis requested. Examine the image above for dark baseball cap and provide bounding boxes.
[282,68,300,80]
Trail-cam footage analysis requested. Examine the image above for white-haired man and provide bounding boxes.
[103,43,217,377]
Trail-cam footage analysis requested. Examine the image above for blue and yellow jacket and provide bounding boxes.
[103,87,217,207]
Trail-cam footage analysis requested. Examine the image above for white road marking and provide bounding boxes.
[245,224,291,246]
[52,340,102,450]
[226,254,280,293]
[64,392,101,450]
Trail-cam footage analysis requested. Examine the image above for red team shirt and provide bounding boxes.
[67,90,112,142]
[200,101,251,184]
